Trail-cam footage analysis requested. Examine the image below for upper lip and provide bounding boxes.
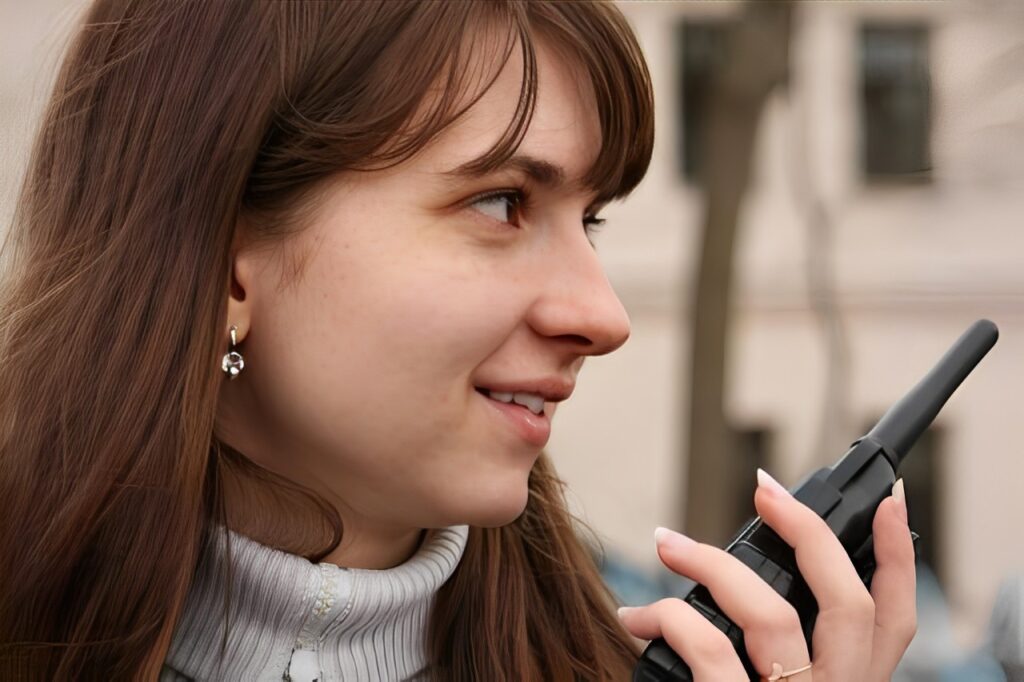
[476,377,575,403]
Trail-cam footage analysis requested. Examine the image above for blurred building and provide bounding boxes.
[3,0,1023,661]
[548,0,1024,651]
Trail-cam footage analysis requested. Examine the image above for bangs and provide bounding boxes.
[365,1,654,206]
[527,2,655,204]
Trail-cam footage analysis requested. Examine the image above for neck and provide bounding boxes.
[216,442,430,569]
[318,522,429,569]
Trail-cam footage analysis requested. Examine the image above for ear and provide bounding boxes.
[225,227,256,345]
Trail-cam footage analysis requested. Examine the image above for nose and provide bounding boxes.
[525,228,631,357]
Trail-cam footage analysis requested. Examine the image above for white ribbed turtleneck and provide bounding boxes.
[160,523,470,682]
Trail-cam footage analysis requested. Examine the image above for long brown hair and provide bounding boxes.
[0,1,655,679]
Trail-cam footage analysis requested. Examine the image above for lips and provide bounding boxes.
[473,377,575,404]
[476,388,551,447]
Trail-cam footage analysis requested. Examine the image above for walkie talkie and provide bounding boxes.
[633,319,999,681]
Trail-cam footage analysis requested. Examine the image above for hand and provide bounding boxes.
[617,470,917,681]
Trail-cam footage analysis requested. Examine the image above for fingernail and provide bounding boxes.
[654,526,696,551]
[617,606,637,619]
[892,478,908,522]
[756,468,789,497]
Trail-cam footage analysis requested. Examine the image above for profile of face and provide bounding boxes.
[218,36,631,545]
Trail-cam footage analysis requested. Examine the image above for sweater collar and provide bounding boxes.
[163,523,470,681]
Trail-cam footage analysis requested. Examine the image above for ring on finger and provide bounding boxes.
[762,661,813,681]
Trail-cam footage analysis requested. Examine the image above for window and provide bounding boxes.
[677,20,728,184]
[860,24,932,180]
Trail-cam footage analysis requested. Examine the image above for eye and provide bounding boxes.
[467,188,607,245]
[468,189,524,226]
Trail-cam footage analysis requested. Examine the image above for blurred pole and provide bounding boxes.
[783,12,854,465]
[683,1,792,544]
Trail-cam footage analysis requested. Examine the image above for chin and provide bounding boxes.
[455,486,531,528]
[472,504,528,528]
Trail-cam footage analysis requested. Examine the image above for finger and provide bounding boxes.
[754,469,874,681]
[654,527,810,680]
[867,480,917,680]
[753,470,869,610]
[617,600,747,682]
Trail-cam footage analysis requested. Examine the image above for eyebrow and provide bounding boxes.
[441,153,574,190]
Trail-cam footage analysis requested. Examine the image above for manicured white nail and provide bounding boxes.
[756,468,790,497]
[617,606,637,619]
[892,478,908,522]
[654,526,696,551]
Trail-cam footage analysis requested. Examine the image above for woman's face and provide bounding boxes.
[220,38,630,532]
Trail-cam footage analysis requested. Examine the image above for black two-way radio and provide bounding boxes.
[634,319,999,681]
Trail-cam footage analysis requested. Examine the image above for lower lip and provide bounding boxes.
[478,391,551,447]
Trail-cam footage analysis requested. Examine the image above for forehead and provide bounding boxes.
[415,36,602,196]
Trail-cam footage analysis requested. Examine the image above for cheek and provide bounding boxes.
[250,251,524,447]
[359,260,524,374]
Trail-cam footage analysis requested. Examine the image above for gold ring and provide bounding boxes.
[763,661,813,681]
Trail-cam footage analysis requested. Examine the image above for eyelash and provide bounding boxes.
[468,187,607,239]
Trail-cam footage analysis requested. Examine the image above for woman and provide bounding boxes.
[0,1,916,680]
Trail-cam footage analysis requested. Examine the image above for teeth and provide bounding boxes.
[485,390,545,415]
[512,392,545,415]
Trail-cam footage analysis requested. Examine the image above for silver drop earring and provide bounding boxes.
[221,324,245,379]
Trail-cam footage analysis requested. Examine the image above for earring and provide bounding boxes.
[221,324,245,379]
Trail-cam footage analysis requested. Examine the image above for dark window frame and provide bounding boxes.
[676,19,731,186]
[859,22,934,183]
